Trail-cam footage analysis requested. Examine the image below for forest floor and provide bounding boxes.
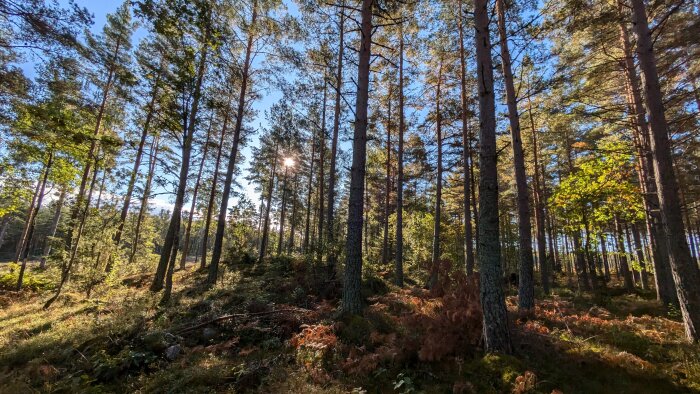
[1,259,699,393]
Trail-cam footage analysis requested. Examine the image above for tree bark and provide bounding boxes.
[630,0,700,342]
[342,0,372,315]
[496,0,535,310]
[474,0,512,353]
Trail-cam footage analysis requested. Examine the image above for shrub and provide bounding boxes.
[0,263,52,291]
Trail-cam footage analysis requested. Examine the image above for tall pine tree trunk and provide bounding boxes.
[618,14,677,306]
[474,0,512,353]
[326,1,345,276]
[527,93,549,294]
[429,60,444,290]
[208,2,257,284]
[458,0,475,276]
[381,84,392,266]
[317,85,327,266]
[630,0,700,342]
[496,0,534,310]
[342,0,372,315]
[395,22,405,286]
[303,127,316,253]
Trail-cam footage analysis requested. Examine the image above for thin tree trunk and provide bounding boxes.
[631,223,649,290]
[630,0,700,342]
[258,143,279,263]
[17,151,53,290]
[381,83,392,266]
[429,60,444,290]
[288,173,299,253]
[64,37,121,271]
[208,2,257,284]
[527,91,549,294]
[303,127,316,253]
[395,21,405,286]
[180,116,214,269]
[317,84,327,266]
[14,161,45,263]
[496,0,535,310]
[474,0,512,353]
[200,105,231,269]
[113,75,160,254]
[599,233,611,280]
[342,0,372,315]
[44,151,100,309]
[130,134,160,266]
[458,0,475,276]
[326,0,345,275]
[614,216,635,292]
[153,26,209,293]
[277,167,289,256]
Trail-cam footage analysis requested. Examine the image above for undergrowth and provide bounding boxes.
[0,260,699,393]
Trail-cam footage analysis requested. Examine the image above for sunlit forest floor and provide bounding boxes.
[1,259,699,393]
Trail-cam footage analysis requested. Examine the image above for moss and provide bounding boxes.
[338,314,373,346]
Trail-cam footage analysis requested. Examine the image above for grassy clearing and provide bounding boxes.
[0,262,699,393]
